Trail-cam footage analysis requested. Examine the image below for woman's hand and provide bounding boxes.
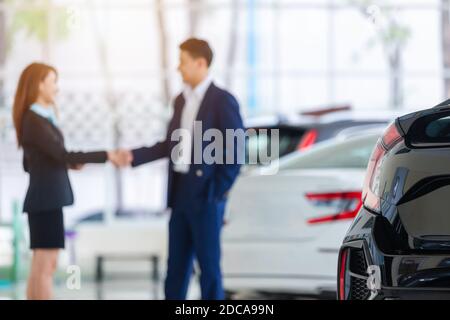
[108,150,133,168]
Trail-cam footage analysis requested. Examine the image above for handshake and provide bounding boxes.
[107,149,134,168]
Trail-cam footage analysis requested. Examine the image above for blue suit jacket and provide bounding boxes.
[131,82,244,209]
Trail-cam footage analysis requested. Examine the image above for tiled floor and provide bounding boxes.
[0,277,326,300]
[0,277,201,300]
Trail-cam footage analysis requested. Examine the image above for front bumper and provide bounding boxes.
[374,287,450,300]
[339,240,450,300]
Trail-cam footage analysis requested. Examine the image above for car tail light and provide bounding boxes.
[338,249,348,300]
[362,122,403,213]
[298,129,318,151]
[305,191,362,224]
[382,122,403,148]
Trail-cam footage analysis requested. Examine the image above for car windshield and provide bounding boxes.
[277,134,379,171]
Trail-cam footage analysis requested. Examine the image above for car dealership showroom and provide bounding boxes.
[2,0,450,304]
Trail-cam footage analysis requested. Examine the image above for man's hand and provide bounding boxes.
[108,149,133,168]
[69,164,85,171]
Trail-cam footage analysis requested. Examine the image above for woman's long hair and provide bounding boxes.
[13,62,58,147]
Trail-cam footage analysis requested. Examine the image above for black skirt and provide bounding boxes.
[27,208,65,249]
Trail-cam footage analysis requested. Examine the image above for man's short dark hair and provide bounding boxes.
[179,38,213,67]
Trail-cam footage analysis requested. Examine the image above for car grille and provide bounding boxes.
[349,249,371,300]
[350,277,370,300]
[350,249,367,274]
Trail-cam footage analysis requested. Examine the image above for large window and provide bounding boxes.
[0,0,447,222]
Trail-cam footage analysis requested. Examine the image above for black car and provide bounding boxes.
[244,109,392,164]
[338,99,450,300]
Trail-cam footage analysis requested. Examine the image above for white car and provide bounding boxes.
[221,129,383,297]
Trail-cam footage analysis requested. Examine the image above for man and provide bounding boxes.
[110,38,244,300]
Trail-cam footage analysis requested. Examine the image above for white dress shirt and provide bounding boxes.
[173,75,213,173]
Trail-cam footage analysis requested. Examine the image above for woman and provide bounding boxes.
[12,63,115,300]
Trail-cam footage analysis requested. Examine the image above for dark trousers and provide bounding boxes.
[164,175,225,300]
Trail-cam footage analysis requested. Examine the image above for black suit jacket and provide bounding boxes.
[132,83,244,209]
[21,111,107,213]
